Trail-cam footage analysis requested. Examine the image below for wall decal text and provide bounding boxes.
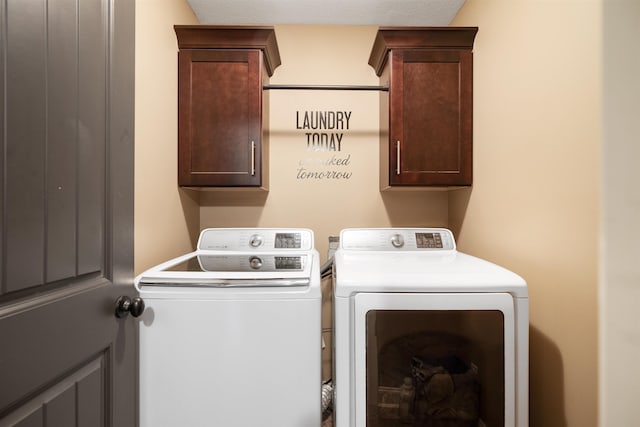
[296,110,352,152]
[295,110,354,181]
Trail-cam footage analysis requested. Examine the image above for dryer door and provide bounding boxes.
[353,292,516,427]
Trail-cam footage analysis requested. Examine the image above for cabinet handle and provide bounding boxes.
[251,141,256,176]
[396,140,401,175]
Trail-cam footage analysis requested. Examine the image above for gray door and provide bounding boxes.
[0,0,136,425]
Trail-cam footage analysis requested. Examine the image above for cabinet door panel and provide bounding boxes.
[390,49,472,186]
[178,49,262,187]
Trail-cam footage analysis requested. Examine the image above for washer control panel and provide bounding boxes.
[340,228,455,251]
[198,228,314,251]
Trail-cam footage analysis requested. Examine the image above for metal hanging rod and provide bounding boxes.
[263,84,388,92]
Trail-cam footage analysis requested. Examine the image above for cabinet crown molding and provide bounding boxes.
[174,25,281,76]
[368,27,478,76]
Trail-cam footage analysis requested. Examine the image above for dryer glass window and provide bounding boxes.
[365,310,504,427]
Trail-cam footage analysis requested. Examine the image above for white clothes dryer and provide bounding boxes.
[333,228,528,427]
[135,228,322,427]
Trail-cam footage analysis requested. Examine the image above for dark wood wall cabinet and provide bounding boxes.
[175,26,281,189]
[369,27,478,189]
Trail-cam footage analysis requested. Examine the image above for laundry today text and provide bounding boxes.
[296,110,352,152]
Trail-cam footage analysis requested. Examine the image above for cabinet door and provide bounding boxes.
[178,49,263,187]
[389,49,472,186]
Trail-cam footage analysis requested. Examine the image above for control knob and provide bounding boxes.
[249,256,263,270]
[390,233,405,248]
[249,234,263,248]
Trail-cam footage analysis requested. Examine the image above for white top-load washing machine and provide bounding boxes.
[333,228,528,427]
[135,228,321,427]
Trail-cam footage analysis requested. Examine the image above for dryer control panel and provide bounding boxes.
[197,228,314,251]
[339,228,456,251]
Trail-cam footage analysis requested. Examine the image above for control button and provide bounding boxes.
[249,256,263,270]
[249,234,263,248]
[390,234,405,248]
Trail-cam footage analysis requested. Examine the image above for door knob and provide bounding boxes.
[115,295,145,318]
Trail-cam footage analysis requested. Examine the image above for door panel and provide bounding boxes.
[4,0,47,293]
[0,0,135,425]
[389,49,473,186]
[77,0,107,276]
[46,0,81,283]
[2,355,105,427]
[178,49,263,187]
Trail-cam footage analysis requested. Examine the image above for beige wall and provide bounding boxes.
[450,1,601,426]
[135,0,200,274]
[199,25,449,261]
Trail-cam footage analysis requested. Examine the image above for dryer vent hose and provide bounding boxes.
[321,380,334,413]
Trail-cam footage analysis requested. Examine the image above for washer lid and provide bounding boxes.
[136,251,316,288]
[162,254,307,273]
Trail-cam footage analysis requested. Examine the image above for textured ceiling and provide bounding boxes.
[186,0,466,26]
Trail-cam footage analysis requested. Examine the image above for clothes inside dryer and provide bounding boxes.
[367,309,505,427]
